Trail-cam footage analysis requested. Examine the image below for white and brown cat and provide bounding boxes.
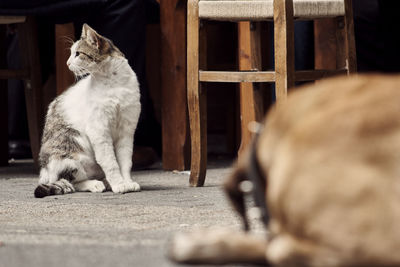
[169,74,400,266]
[34,24,141,198]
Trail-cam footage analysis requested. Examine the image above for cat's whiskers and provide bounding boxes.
[69,63,91,82]
[60,36,75,46]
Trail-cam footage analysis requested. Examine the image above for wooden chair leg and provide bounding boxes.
[18,17,43,168]
[0,26,8,166]
[238,21,263,157]
[314,18,337,70]
[274,0,295,101]
[161,0,190,171]
[188,0,206,186]
[343,0,356,73]
[335,17,346,70]
[55,23,75,95]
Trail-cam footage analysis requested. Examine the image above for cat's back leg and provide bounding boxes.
[39,157,87,184]
[72,153,108,193]
[34,179,75,198]
[36,157,87,198]
[58,157,106,193]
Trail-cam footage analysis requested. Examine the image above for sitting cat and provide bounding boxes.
[34,24,141,198]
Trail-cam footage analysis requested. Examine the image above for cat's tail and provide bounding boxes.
[34,179,75,198]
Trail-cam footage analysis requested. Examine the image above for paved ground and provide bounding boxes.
[0,159,263,267]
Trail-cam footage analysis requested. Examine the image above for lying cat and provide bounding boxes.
[169,74,400,266]
[34,24,141,198]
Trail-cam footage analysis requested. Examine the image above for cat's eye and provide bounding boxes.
[75,52,80,57]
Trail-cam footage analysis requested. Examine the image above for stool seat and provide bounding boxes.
[199,0,345,21]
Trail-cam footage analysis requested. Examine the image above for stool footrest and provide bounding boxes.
[199,70,275,82]
[199,69,347,83]
[0,16,26,24]
[295,69,347,81]
[0,69,30,80]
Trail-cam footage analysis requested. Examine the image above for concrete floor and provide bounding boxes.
[0,159,262,267]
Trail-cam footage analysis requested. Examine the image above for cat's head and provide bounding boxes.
[67,24,124,76]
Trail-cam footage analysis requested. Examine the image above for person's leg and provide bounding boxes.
[6,30,31,159]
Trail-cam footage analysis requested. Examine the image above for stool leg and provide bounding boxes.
[335,17,346,70]
[238,22,263,156]
[188,0,206,186]
[55,23,75,95]
[274,0,295,101]
[161,0,191,171]
[18,17,43,168]
[343,0,356,73]
[314,18,337,70]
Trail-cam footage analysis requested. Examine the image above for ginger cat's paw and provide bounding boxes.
[169,228,267,265]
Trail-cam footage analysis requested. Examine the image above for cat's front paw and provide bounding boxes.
[88,180,106,193]
[110,180,141,193]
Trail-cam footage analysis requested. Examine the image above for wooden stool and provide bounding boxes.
[187,0,356,186]
[0,16,44,166]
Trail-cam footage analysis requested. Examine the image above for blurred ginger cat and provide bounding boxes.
[169,74,400,266]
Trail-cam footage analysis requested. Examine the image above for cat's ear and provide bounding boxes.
[81,24,104,51]
[81,23,92,39]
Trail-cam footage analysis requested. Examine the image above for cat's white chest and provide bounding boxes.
[62,75,140,136]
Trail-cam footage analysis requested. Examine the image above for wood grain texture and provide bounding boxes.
[18,17,43,168]
[0,16,25,24]
[238,22,264,156]
[335,17,347,70]
[161,0,190,171]
[343,0,356,73]
[274,0,295,102]
[314,1,356,73]
[55,23,75,95]
[314,18,337,70]
[0,69,29,79]
[199,70,275,82]
[187,0,207,186]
